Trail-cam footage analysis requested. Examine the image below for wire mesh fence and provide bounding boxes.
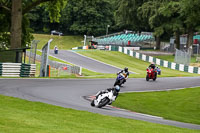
[28,40,39,64]
[175,48,192,65]
[48,60,81,75]
[26,51,81,77]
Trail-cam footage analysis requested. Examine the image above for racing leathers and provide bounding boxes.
[117,70,129,83]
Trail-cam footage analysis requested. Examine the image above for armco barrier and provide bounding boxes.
[0,63,36,77]
[72,46,88,50]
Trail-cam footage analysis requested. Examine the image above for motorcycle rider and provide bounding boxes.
[117,67,129,84]
[95,85,120,100]
[149,62,156,69]
[148,62,157,76]
[91,85,120,107]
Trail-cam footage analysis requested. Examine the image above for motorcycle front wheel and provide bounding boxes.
[153,75,157,81]
[97,97,110,108]
[146,75,149,81]
[114,80,119,86]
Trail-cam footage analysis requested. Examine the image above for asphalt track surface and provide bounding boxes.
[49,50,126,73]
[0,77,200,130]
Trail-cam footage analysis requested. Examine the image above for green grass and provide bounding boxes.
[0,95,199,133]
[154,55,197,63]
[77,50,199,78]
[33,34,83,50]
[112,87,200,125]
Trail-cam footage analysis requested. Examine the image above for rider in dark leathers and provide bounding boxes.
[148,62,157,76]
[149,62,156,69]
[117,67,129,84]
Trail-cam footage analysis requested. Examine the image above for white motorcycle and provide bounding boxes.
[91,86,120,108]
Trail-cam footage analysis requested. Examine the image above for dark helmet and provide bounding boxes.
[124,67,128,72]
[115,85,120,92]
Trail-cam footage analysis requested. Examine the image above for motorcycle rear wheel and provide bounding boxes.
[91,100,95,106]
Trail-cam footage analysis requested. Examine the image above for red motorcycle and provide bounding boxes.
[146,67,157,81]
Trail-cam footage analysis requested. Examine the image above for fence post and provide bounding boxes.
[79,67,82,75]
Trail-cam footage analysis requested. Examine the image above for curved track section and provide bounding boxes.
[0,77,200,129]
[49,50,126,73]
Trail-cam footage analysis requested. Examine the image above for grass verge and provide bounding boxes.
[112,87,200,125]
[33,34,83,50]
[154,55,197,63]
[77,50,199,78]
[0,94,199,133]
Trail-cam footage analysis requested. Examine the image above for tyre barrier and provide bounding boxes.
[0,63,36,77]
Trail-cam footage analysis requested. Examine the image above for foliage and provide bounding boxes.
[28,6,50,33]
[138,0,167,36]
[180,0,200,30]
[28,0,114,36]
[179,0,200,47]
[22,15,34,48]
[115,0,149,31]
[0,0,11,49]
[59,0,113,35]
[0,0,65,50]
[138,0,200,48]
[1,0,200,50]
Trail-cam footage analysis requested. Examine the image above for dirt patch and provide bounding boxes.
[190,63,200,67]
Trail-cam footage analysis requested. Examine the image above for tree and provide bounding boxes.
[0,0,11,49]
[138,0,167,50]
[28,6,52,33]
[61,0,113,36]
[180,0,200,48]
[157,1,183,49]
[0,0,65,49]
[139,0,200,50]
[115,0,149,31]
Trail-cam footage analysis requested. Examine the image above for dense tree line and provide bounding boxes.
[0,0,200,51]
[115,0,200,49]
[29,0,114,36]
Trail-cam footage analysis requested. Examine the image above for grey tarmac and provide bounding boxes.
[49,50,130,73]
[0,77,200,129]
